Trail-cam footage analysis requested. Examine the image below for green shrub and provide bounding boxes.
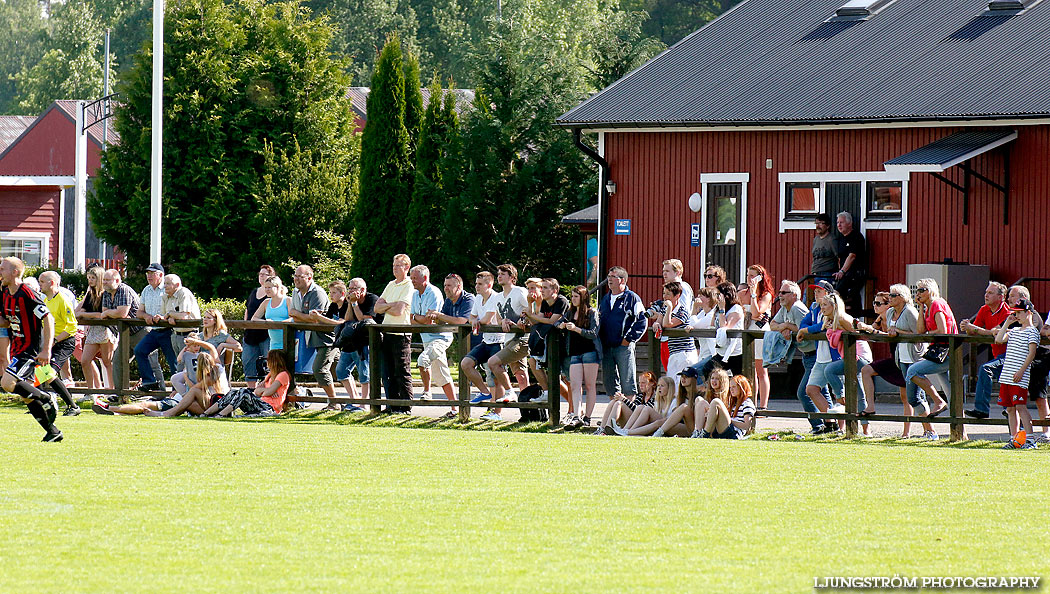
[24,266,89,298]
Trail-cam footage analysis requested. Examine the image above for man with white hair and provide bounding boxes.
[832,211,866,314]
[38,271,81,415]
[134,272,199,392]
[410,265,456,416]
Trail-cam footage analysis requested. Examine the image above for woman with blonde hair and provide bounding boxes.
[648,366,706,437]
[858,284,924,436]
[596,371,656,435]
[612,375,676,436]
[690,367,730,437]
[696,375,756,439]
[143,350,229,417]
[251,275,292,350]
[904,278,957,440]
[821,292,874,435]
[76,266,114,389]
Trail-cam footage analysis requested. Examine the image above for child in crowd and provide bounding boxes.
[696,374,755,439]
[595,373,656,435]
[995,299,1040,449]
[206,349,291,417]
[613,375,675,436]
[691,367,729,437]
[650,367,705,437]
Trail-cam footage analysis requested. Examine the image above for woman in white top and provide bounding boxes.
[693,282,745,383]
[687,287,719,361]
[858,284,923,437]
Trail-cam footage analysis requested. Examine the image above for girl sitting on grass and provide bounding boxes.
[595,371,656,435]
[205,350,291,417]
[689,367,730,437]
[612,376,676,436]
[695,374,755,439]
[649,367,707,437]
[144,352,228,417]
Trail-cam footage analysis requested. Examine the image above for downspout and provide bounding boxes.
[573,128,609,295]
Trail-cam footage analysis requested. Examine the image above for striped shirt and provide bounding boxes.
[732,397,757,425]
[666,302,695,355]
[1001,325,1041,388]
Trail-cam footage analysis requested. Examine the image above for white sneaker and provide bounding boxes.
[922,431,939,441]
[62,378,76,389]
[828,404,846,414]
[530,391,548,403]
[480,412,503,421]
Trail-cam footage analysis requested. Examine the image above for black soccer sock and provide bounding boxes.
[11,380,49,402]
[25,399,57,433]
[48,378,76,408]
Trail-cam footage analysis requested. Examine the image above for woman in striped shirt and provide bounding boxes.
[612,375,676,436]
[652,281,698,391]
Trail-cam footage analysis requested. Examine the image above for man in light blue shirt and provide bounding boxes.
[410,265,456,415]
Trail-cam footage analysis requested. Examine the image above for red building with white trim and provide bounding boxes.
[559,0,1050,311]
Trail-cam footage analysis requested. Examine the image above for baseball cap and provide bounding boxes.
[678,367,701,379]
[146,263,165,274]
[1012,298,1036,313]
[809,280,835,294]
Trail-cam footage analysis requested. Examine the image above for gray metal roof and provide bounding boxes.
[558,0,1050,128]
[884,129,1017,171]
[0,116,35,153]
[345,87,475,120]
[561,203,599,224]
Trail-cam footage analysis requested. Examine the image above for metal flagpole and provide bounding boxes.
[149,0,164,263]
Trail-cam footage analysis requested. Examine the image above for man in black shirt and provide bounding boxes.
[0,257,67,441]
[832,212,867,314]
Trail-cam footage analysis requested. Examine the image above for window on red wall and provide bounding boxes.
[866,181,903,220]
[784,182,820,220]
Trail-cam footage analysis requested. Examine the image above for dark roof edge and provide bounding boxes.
[553,113,1050,130]
[557,0,754,124]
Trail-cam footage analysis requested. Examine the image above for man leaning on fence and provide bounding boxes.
[375,254,415,414]
[411,265,457,416]
[961,282,1010,419]
[290,265,337,406]
[135,263,168,391]
[598,266,647,398]
[100,269,142,392]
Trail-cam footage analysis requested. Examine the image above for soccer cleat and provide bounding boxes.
[63,405,81,417]
[469,394,492,404]
[92,402,115,415]
[42,430,63,442]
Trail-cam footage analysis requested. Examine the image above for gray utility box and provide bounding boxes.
[906,262,990,321]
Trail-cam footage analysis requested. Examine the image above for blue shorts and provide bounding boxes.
[712,424,746,439]
[157,398,180,411]
[569,351,599,366]
[467,342,503,365]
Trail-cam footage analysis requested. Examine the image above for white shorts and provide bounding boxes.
[417,339,453,387]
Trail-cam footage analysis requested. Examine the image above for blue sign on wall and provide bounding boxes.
[614,219,631,235]
[690,223,701,247]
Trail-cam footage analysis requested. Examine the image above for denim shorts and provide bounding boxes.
[157,398,180,411]
[569,351,599,366]
[807,360,834,387]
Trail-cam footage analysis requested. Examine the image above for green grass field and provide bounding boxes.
[1,406,1046,593]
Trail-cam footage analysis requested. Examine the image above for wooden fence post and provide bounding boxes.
[648,329,661,376]
[741,330,756,390]
[548,328,562,427]
[457,326,471,423]
[949,336,966,442]
[282,323,296,396]
[115,319,131,401]
[368,325,383,414]
[843,332,858,438]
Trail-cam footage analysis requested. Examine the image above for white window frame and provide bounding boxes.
[0,231,51,266]
[699,172,749,283]
[778,171,909,233]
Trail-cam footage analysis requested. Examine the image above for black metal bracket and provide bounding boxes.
[82,93,119,135]
[926,147,1010,225]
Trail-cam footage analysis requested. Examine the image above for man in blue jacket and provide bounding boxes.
[598,266,648,398]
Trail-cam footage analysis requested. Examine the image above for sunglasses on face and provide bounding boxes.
[778,291,792,295]
[888,293,901,298]
[916,288,929,293]
[704,274,719,279]
[873,301,887,307]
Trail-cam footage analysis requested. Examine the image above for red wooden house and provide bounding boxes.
[558,0,1050,312]
[0,100,118,269]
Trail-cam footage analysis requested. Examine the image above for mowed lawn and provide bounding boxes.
[0,407,1046,593]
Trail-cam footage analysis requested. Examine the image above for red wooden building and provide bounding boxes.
[558,0,1050,311]
[0,100,118,269]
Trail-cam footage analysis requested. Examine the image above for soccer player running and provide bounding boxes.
[0,257,71,441]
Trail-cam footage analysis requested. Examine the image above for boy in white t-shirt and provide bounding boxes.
[994,299,1040,449]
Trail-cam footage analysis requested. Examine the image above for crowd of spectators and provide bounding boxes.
[1,210,1047,449]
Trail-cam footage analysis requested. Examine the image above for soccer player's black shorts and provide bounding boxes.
[6,354,38,382]
[51,337,76,370]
